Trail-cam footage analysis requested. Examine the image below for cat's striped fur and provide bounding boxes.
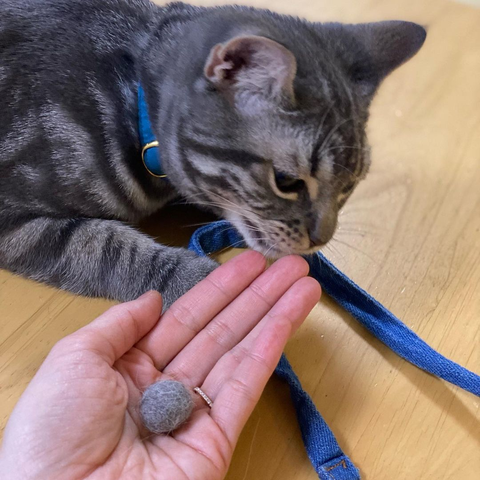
[0,0,426,305]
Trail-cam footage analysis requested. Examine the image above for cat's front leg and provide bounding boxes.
[0,216,218,308]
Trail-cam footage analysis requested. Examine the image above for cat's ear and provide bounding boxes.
[338,21,427,97]
[204,35,297,110]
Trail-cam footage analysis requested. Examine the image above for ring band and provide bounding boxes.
[194,387,213,408]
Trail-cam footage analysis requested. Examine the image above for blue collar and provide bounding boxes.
[138,84,167,178]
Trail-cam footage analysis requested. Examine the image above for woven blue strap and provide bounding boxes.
[275,355,361,479]
[188,221,480,479]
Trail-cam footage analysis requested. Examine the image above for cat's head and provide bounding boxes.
[165,9,426,257]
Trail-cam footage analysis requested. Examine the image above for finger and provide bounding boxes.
[137,251,266,369]
[209,277,321,446]
[62,291,163,365]
[200,277,321,400]
[163,256,310,387]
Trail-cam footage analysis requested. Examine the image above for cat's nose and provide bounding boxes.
[308,213,337,247]
[309,230,332,247]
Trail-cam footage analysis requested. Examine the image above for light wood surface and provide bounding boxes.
[1,0,479,478]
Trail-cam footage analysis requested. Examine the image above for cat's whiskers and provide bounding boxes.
[330,162,363,182]
[182,220,219,229]
[339,219,380,232]
[193,197,250,221]
[263,241,280,258]
[336,227,368,236]
[187,189,309,249]
[327,170,353,190]
[205,189,254,212]
[182,201,284,254]
[322,145,371,154]
[193,200,278,241]
[189,188,287,224]
[194,189,281,237]
[322,242,346,265]
[188,189,259,218]
[188,192,257,223]
[335,230,367,238]
[213,239,247,256]
[312,116,366,189]
[329,237,379,265]
[316,116,356,163]
[314,101,336,140]
[336,222,378,237]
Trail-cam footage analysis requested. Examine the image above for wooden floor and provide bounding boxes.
[1,0,479,478]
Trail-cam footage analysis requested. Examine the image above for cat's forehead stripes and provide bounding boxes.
[182,136,264,166]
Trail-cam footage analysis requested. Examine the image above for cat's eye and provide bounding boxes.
[274,170,305,194]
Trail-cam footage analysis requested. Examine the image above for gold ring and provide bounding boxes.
[194,387,213,408]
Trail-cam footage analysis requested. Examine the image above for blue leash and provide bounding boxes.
[188,220,480,480]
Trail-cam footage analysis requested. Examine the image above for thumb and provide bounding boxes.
[64,291,163,365]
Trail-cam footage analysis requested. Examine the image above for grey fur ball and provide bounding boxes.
[140,380,194,434]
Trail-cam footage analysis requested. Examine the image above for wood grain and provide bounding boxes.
[1,0,479,479]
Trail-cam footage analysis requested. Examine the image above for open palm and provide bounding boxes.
[0,252,320,480]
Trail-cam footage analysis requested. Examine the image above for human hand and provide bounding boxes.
[0,252,321,480]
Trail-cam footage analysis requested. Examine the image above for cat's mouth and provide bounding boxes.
[244,220,269,247]
[235,218,319,259]
[241,220,282,257]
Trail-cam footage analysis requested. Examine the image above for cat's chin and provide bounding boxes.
[244,240,321,260]
[237,235,287,259]
[250,244,285,260]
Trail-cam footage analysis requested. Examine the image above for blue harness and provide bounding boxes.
[138,85,480,479]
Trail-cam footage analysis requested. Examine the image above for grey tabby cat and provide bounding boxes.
[0,0,426,307]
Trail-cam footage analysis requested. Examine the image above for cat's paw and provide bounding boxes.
[159,253,219,310]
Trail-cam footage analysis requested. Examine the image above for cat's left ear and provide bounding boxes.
[204,35,297,111]
[334,21,427,97]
